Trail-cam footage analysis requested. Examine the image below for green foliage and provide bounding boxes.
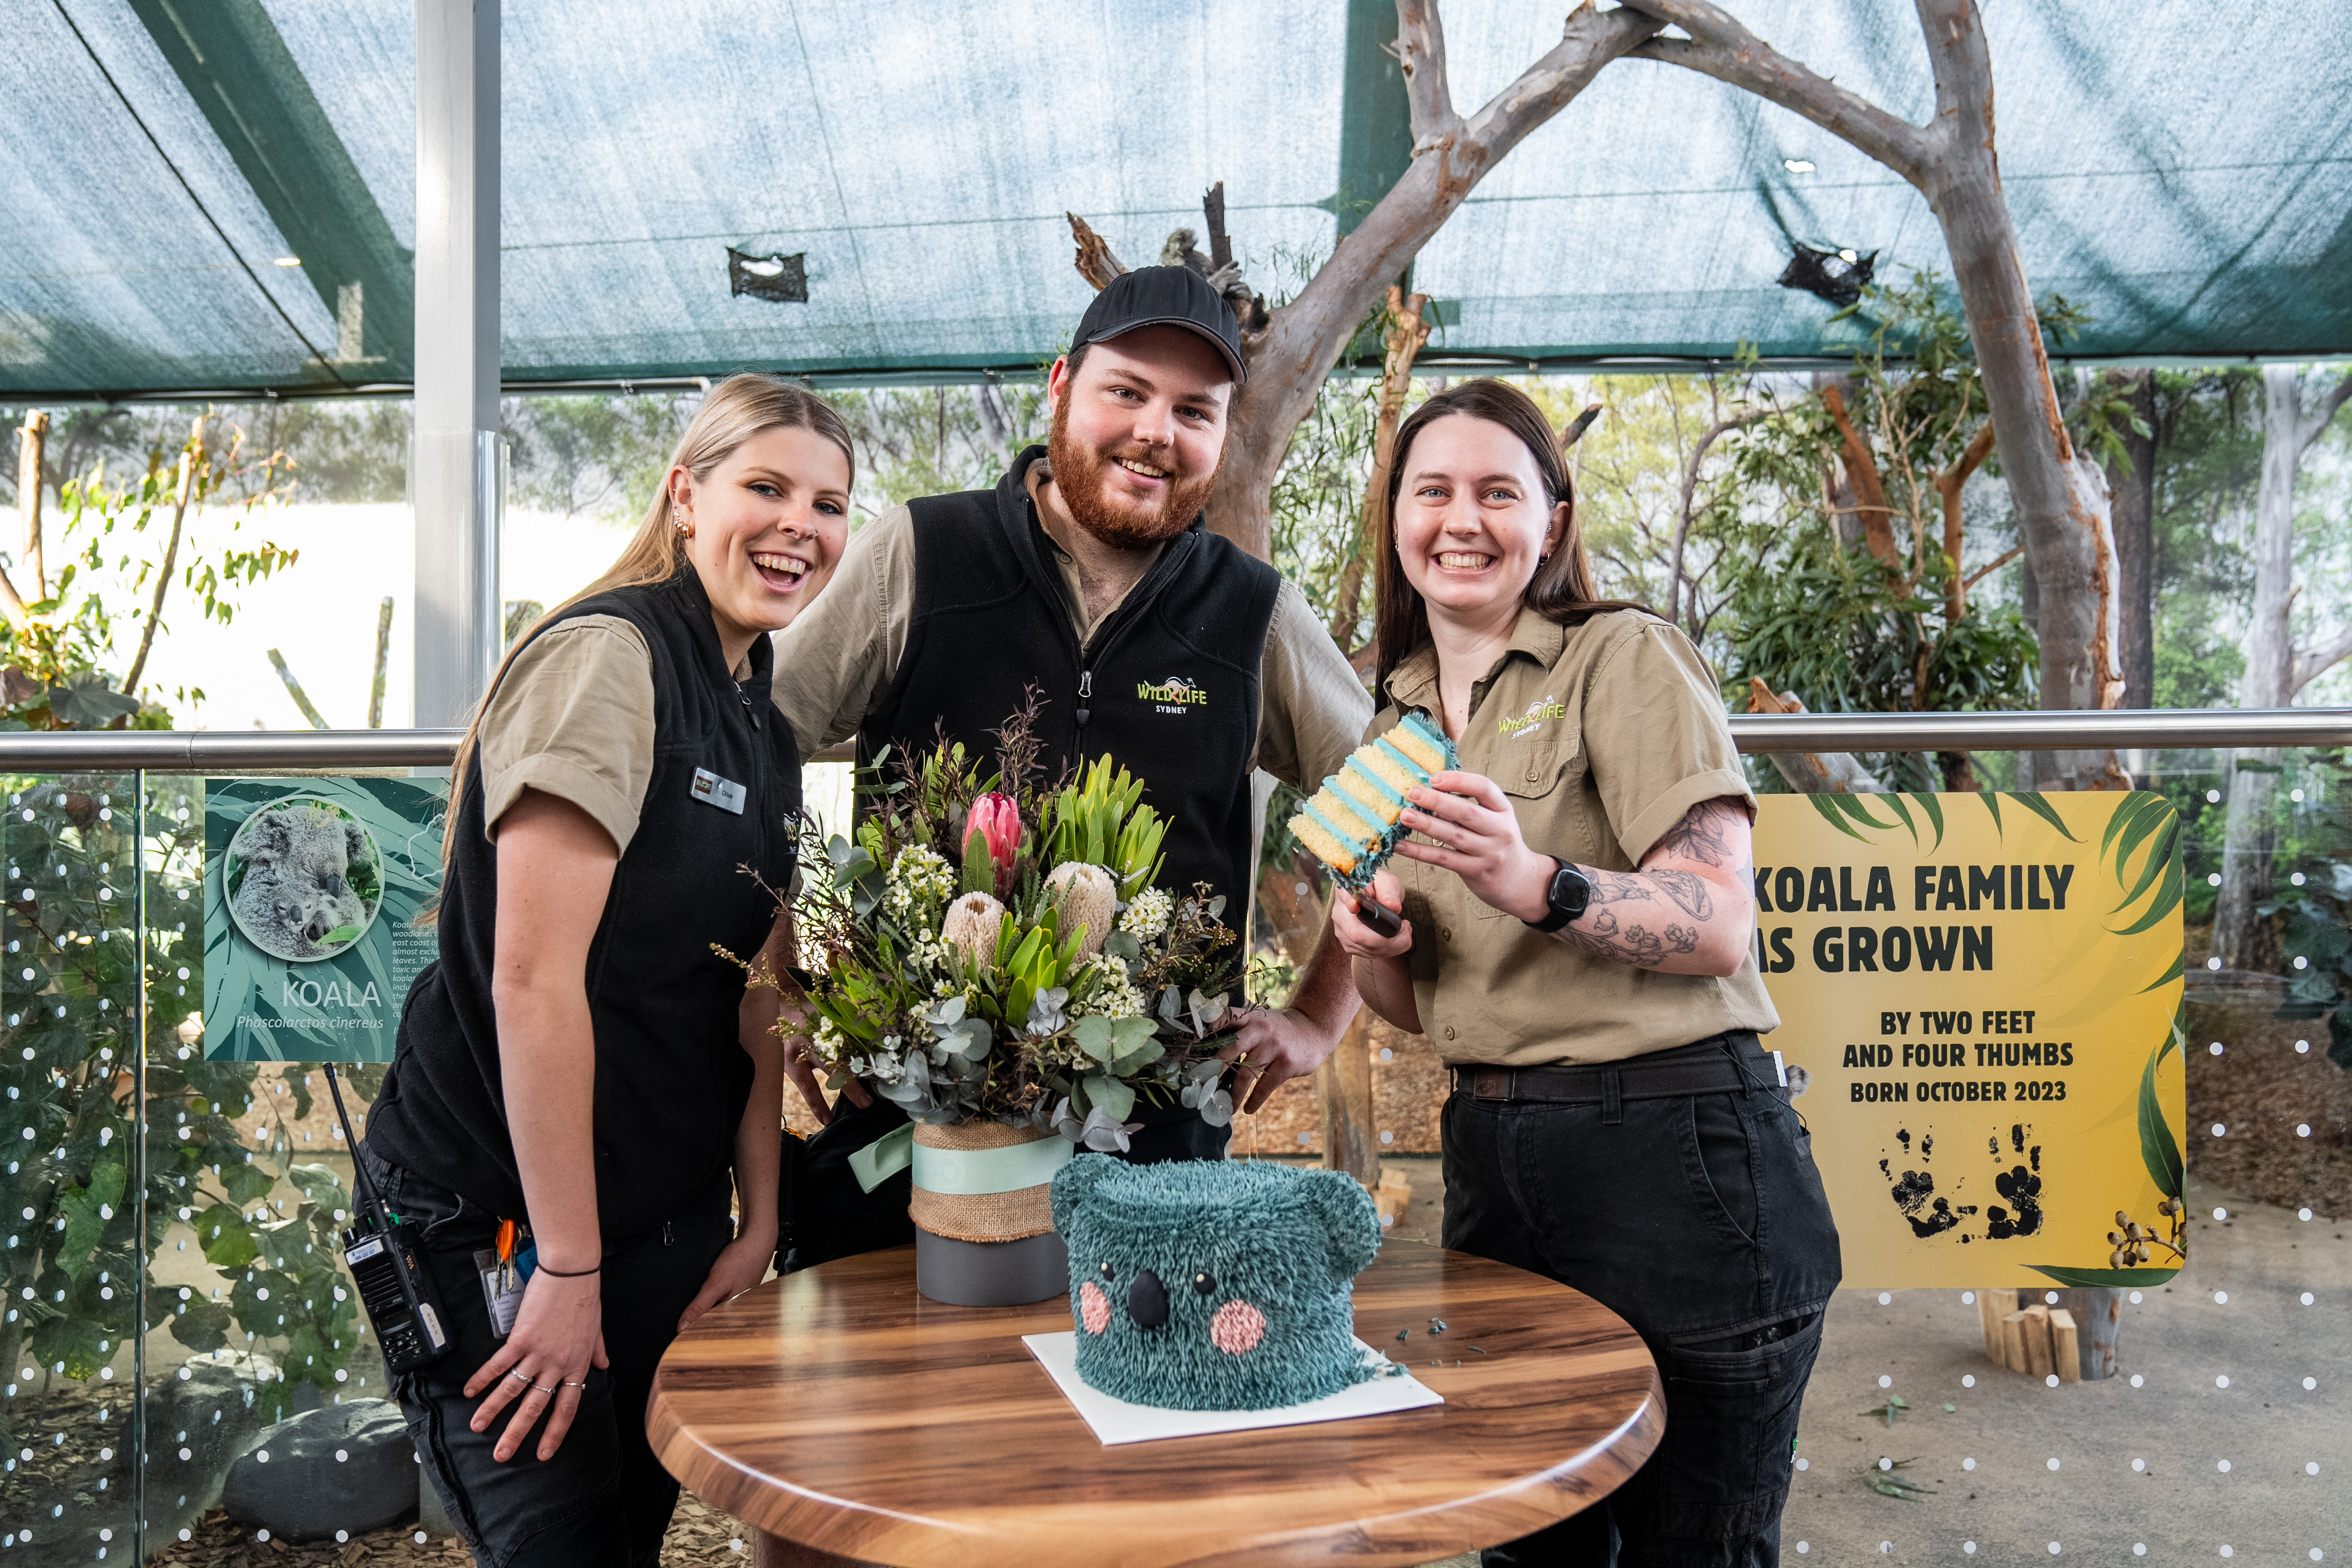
[2,776,373,1454]
[828,383,1050,518]
[2270,749,2352,1069]
[1044,755,1167,898]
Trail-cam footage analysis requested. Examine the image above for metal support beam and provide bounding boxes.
[414,0,502,729]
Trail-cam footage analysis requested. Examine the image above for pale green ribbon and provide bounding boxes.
[845,1123,1074,1195]
[847,1122,915,1194]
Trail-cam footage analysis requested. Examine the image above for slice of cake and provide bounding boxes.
[1287,712,1457,890]
[1050,1157,1380,1410]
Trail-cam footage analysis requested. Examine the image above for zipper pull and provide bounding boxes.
[1075,670,1092,727]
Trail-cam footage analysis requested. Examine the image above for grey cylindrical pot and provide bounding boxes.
[913,1227,1068,1307]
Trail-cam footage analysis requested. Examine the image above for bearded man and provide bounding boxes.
[769,267,1371,1261]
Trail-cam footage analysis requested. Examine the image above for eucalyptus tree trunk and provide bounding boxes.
[1628,1,2125,787]
[1204,1,1665,556]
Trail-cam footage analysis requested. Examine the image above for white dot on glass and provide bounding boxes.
[2305,1377,2319,1390]
[2308,1462,2321,1476]
[1966,1547,1978,1557]
[2222,1550,2235,1561]
[2208,871,2223,886]
[1963,1374,1976,1388]
[2130,1291,2144,1305]
[2049,1546,2062,1557]
[2295,955,2310,969]
[1879,1374,1892,1388]
[2301,1208,2315,1221]
[256,1451,268,1463]
[2047,1374,2061,1387]
[2215,1290,2229,1305]
[2297,1040,2312,1054]
[2133,1458,2146,1471]
[2302,1292,2316,1306]
[2046,1291,2060,1305]
[2214,1207,2228,1220]
[1796,1457,1809,1471]
[1878,1292,1893,1306]
[2217,1375,2231,1388]
[2209,956,2223,969]
[1962,1290,1976,1304]
[336,1532,348,1544]
[2131,1374,2146,1388]
[2213,1123,2227,1137]
[1379,1130,1394,1144]
[2207,789,2222,803]
[1879,1457,1893,1471]
[415,1533,427,1545]
[1963,1457,1977,1471]
[2210,1041,2225,1056]
[2219,1459,2232,1472]
[2301,1124,2314,1138]
[2293,788,2306,802]
[2048,1457,2062,1471]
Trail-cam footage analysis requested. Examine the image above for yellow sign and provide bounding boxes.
[1753,790,2187,1290]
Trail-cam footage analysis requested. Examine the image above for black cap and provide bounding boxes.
[1070,265,1246,384]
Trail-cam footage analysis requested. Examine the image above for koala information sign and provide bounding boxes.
[203,776,447,1063]
[1752,790,2188,1292]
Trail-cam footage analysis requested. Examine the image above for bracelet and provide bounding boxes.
[533,1259,601,1278]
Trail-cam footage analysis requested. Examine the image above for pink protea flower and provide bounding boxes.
[964,791,1022,889]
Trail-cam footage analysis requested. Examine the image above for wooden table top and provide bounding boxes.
[650,1243,1660,1567]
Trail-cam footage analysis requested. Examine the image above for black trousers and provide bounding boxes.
[363,1147,735,1568]
[1445,1037,1842,1568]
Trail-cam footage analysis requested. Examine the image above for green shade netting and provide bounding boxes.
[5,0,2349,398]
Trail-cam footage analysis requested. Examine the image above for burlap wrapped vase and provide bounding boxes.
[909,1120,1073,1306]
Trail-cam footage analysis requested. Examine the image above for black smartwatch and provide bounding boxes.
[1525,856,1592,933]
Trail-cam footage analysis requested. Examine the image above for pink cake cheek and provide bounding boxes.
[1209,1299,1266,1355]
[1079,1282,1111,1334]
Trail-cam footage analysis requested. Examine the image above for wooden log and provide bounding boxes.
[1977,1288,2017,1361]
[1998,1310,2029,1375]
[2048,1309,2082,1383]
[2020,1305,2054,1380]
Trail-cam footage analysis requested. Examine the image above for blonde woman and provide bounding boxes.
[362,375,852,1567]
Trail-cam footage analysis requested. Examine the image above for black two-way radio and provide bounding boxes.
[325,1064,453,1374]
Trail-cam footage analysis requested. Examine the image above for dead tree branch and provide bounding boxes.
[1394,0,1463,150]
[121,416,204,697]
[1818,384,1898,567]
[1934,419,1998,619]
[17,411,47,600]
[1067,213,1127,291]
[1665,412,1763,630]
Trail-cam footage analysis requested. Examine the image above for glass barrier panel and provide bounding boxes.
[3,775,140,1564]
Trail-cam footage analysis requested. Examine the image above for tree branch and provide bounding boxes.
[2291,626,2352,699]
[1066,213,1127,291]
[1665,412,1763,629]
[122,418,203,697]
[1394,0,1461,151]
[2299,371,2352,461]
[1934,418,1998,619]
[1819,383,1899,567]
[1624,3,1931,188]
[1962,542,2022,591]
[1332,287,1432,652]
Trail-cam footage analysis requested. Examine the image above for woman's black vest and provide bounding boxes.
[861,447,1280,918]
[368,572,800,1240]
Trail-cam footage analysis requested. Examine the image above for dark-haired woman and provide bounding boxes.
[1331,379,1840,1567]
[361,375,854,1567]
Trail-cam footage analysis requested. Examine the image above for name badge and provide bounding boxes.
[691,768,746,815]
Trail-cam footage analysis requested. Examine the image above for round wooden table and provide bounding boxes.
[649,1244,1662,1567]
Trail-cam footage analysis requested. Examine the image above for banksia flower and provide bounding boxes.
[962,792,1022,897]
[1046,861,1118,958]
[941,891,1007,968]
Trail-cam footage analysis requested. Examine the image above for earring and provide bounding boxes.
[675,511,692,537]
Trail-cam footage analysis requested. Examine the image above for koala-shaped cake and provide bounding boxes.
[1049,1156,1380,1410]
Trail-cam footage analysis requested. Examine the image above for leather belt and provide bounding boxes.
[1451,1035,1783,1107]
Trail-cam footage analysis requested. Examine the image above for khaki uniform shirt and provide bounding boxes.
[770,498,1371,794]
[1379,606,1779,1067]
[475,614,750,852]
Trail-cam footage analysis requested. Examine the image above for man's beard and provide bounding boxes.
[1047,402,1219,549]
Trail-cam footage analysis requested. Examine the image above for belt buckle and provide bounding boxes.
[1473,1068,1511,1101]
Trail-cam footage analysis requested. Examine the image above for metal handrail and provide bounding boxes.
[0,709,2341,770]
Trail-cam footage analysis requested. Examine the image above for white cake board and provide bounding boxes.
[1022,1332,1443,1446]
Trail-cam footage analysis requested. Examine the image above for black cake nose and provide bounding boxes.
[1128,1268,1169,1329]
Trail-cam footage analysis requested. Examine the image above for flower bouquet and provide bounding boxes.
[774,702,1245,1302]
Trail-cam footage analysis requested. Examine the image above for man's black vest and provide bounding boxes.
[368,571,799,1240]
[861,447,1280,919]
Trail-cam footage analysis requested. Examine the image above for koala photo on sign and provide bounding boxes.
[225,798,381,961]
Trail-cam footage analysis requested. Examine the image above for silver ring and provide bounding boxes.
[561,1379,587,1388]
[530,1381,558,1394]
[507,1369,532,1385]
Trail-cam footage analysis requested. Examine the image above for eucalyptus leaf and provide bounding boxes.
[1085,1074,1136,1122]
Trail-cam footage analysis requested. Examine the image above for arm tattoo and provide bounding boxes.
[1650,797,1744,868]
[1551,873,1702,968]
[1648,868,1714,920]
